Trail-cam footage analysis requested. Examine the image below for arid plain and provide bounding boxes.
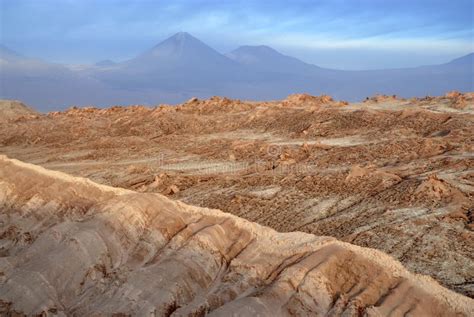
[0,92,473,315]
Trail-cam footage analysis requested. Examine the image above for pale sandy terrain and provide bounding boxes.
[0,156,473,316]
[0,92,473,304]
[0,100,38,121]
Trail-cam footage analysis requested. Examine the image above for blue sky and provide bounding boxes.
[1,0,473,69]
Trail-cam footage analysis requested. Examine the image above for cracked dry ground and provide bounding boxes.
[0,93,473,299]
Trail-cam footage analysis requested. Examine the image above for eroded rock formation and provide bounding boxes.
[0,156,473,316]
[0,94,473,299]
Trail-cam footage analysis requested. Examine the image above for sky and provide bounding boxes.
[1,0,473,70]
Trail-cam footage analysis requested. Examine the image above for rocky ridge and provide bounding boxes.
[0,92,473,298]
[0,155,473,316]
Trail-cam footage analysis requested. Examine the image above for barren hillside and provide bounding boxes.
[0,156,473,315]
[0,92,473,300]
[0,100,38,121]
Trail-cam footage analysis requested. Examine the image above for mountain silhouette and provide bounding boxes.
[446,52,474,67]
[226,45,325,75]
[0,45,25,62]
[1,32,473,110]
[92,32,245,91]
[124,32,238,72]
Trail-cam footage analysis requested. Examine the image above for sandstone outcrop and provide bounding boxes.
[0,93,473,298]
[0,156,473,316]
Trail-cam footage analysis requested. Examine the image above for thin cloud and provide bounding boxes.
[1,0,472,67]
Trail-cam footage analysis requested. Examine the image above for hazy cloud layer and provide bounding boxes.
[1,0,473,69]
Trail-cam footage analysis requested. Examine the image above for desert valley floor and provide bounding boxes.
[0,93,473,315]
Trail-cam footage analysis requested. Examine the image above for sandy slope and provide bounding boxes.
[0,93,473,299]
[0,100,38,121]
[0,155,473,316]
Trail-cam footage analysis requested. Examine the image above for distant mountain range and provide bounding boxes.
[1,32,473,111]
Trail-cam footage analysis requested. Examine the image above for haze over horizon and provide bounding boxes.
[1,1,473,110]
[1,0,473,70]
